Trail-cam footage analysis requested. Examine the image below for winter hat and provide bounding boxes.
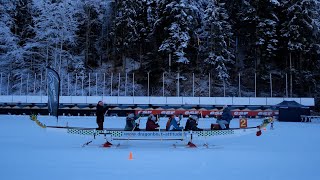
[128,113,135,119]
[191,115,198,120]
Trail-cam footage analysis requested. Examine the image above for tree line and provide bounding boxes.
[0,0,319,100]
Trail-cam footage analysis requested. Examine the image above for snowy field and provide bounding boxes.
[1,115,320,180]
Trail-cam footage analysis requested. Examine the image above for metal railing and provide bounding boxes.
[0,71,296,97]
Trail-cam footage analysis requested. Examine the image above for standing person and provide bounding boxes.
[146,114,160,131]
[217,105,233,129]
[96,101,108,130]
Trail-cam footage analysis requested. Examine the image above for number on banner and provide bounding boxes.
[240,118,247,128]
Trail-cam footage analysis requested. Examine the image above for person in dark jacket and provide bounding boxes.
[146,114,160,131]
[96,101,108,130]
[184,115,203,131]
[217,105,233,129]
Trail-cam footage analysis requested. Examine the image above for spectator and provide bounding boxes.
[146,114,160,131]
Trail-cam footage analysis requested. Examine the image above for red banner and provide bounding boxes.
[135,110,278,117]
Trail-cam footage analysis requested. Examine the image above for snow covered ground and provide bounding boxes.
[0,115,320,180]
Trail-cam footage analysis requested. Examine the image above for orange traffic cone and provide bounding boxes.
[128,152,133,160]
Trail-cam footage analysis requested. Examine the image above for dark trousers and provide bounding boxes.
[97,121,104,130]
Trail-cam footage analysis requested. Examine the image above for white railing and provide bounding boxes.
[0,95,315,106]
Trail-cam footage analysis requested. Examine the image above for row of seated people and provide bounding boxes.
[124,113,203,131]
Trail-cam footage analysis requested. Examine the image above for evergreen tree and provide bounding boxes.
[0,0,319,97]
[228,0,257,70]
[281,0,320,65]
[142,0,159,63]
[230,0,280,70]
[0,1,19,72]
[30,0,80,73]
[14,0,34,47]
[201,1,234,81]
[255,0,279,63]
[157,0,198,67]
[76,0,108,68]
[280,0,320,96]
[0,1,28,94]
[110,0,146,69]
[0,0,30,93]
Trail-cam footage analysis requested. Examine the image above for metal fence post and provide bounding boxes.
[125,73,127,96]
[192,73,194,97]
[45,69,47,96]
[78,74,80,96]
[289,53,293,97]
[60,73,62,95]
[67,73,69,96]
[255,73,257,97]
[0,73,2,95]
[20,74,23,95]
[27,73,29,95]
[133,73,135,96]
[118,73,120,96]
[238,72,241,97]
[290,72,293,97]
[7,74,10,95]
[40,73,42,101]
[96,73,98,96]
[81,74,84,96]
[285,73,288,97]
[147,72,150,96]
[270,73,272,97]
[223,79,226,97]
[110,73,113,96]
[40,73,42,96]
[103,73,105,96]
[177,72,180,97]
[162,72,165,97]
[89,73,91,96]
[209,73,211,97]
[75,73,78,96]
[33,73,36,95]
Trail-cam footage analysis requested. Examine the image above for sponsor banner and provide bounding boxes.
[135,110,278,117]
